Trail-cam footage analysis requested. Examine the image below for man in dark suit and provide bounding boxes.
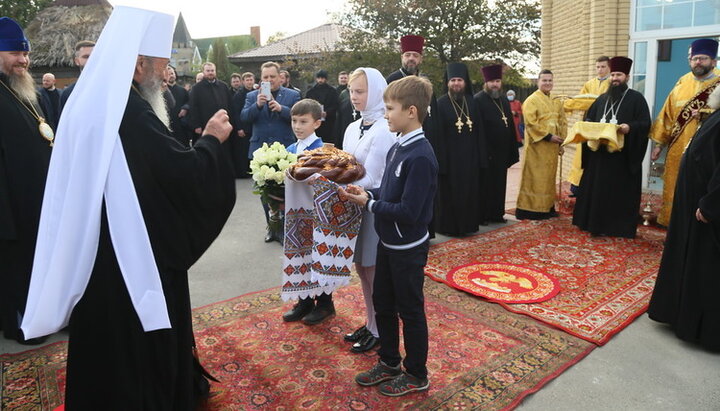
[38,72,60,130]
[166,65,190,146]
[189,62,236,170]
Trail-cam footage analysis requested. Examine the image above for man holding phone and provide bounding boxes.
[241,61,300,242]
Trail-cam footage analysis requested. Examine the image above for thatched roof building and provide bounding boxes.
[25,0,112,86]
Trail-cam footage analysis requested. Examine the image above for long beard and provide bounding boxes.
[484,87,501,99]
[607,82,628,103]
[450,90,465,101]
[7,70,38,105]
[138,75,171,129]
[708,85,720,110]
[402,64,418,75]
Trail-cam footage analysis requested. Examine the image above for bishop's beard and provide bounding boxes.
[4,69,38,106]
[137,73,171,130]
[449,90,465,101]
[607,81,629,103]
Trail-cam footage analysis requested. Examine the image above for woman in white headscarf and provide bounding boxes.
[341,68,395,352]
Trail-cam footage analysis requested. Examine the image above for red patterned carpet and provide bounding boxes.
[1,280,594,410]
[426,217,665,345]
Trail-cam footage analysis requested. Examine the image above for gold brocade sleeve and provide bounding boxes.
[649,94,674,146]
[556,99,567,138]
[523,92,551,143]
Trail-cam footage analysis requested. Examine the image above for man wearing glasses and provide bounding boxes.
[650,39,719,227]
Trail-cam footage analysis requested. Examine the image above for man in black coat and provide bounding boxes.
[189,62,236,165]
[0,17,52,345]
[38,72,60,130]
[474,64,520,223]
[167,65,191,146]
[305,69,339,142]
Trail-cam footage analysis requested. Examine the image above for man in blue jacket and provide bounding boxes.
[241,61,300,242]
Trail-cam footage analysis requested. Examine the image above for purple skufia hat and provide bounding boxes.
[690,39,718,59]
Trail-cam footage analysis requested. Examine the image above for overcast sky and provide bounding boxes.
[110,0,348,43]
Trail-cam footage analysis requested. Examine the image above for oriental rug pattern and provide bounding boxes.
[426,217,665,345]
[1,280,594,410]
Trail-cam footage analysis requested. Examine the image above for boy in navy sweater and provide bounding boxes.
[340,76,438,396]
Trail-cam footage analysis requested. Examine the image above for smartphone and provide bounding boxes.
[260,82,272,99]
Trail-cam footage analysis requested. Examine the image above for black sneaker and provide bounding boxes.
[344,325,369,342]
[355,361,402,386]
[378,373,429,396]
[350,333,379,353]
[301,303,335,325]
[282,300,314,322]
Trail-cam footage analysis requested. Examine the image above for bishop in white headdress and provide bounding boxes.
[21,6,236,407]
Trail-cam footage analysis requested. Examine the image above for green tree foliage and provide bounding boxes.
[342,0,540,64]
[0,0,53,27]
[208,37,231,82]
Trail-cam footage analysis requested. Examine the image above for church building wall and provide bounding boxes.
[540,0,631,97]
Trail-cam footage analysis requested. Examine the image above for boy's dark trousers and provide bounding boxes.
[372,241,430,380]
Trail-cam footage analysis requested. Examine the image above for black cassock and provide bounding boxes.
[305,82,339,142]
[188,79,238,171]
[474,91,519,222]
[168,83,190,147]
[434,94,487,235]
[333,98,359,149]
[648,109,720,351]
[0,75,52,342]
[572,89,650,238]
[64,88,236,409]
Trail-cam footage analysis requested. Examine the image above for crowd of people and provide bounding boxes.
[1,6,719,407]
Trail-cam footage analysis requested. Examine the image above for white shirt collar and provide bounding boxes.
[397,127,424,146]
[296,133,319,152]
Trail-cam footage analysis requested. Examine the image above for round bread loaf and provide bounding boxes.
[289,144,366,184]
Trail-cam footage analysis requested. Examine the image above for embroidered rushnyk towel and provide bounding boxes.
[281,175,362,301]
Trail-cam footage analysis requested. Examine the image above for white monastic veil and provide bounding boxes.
[21,6,175,339]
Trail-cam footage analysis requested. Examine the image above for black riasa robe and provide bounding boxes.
[648,109,720,351]
[188,79,237,170]
[64,88,236,409]
[474,91,520,222]
[168,83,190,147]
[0,74,53,341]
[434,94,487,235]
[572,89,650,238]
[305,82,339,142]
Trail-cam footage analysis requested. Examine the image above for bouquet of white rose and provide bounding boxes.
[250,142,298,233]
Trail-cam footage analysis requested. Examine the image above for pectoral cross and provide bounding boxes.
[501,114,508,127]
[455,118,464,133]
[466,118,473,132]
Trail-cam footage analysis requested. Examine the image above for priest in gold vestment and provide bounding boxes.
[650,39,719,226]
[516,70,566,220]
[567,56,611,193]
